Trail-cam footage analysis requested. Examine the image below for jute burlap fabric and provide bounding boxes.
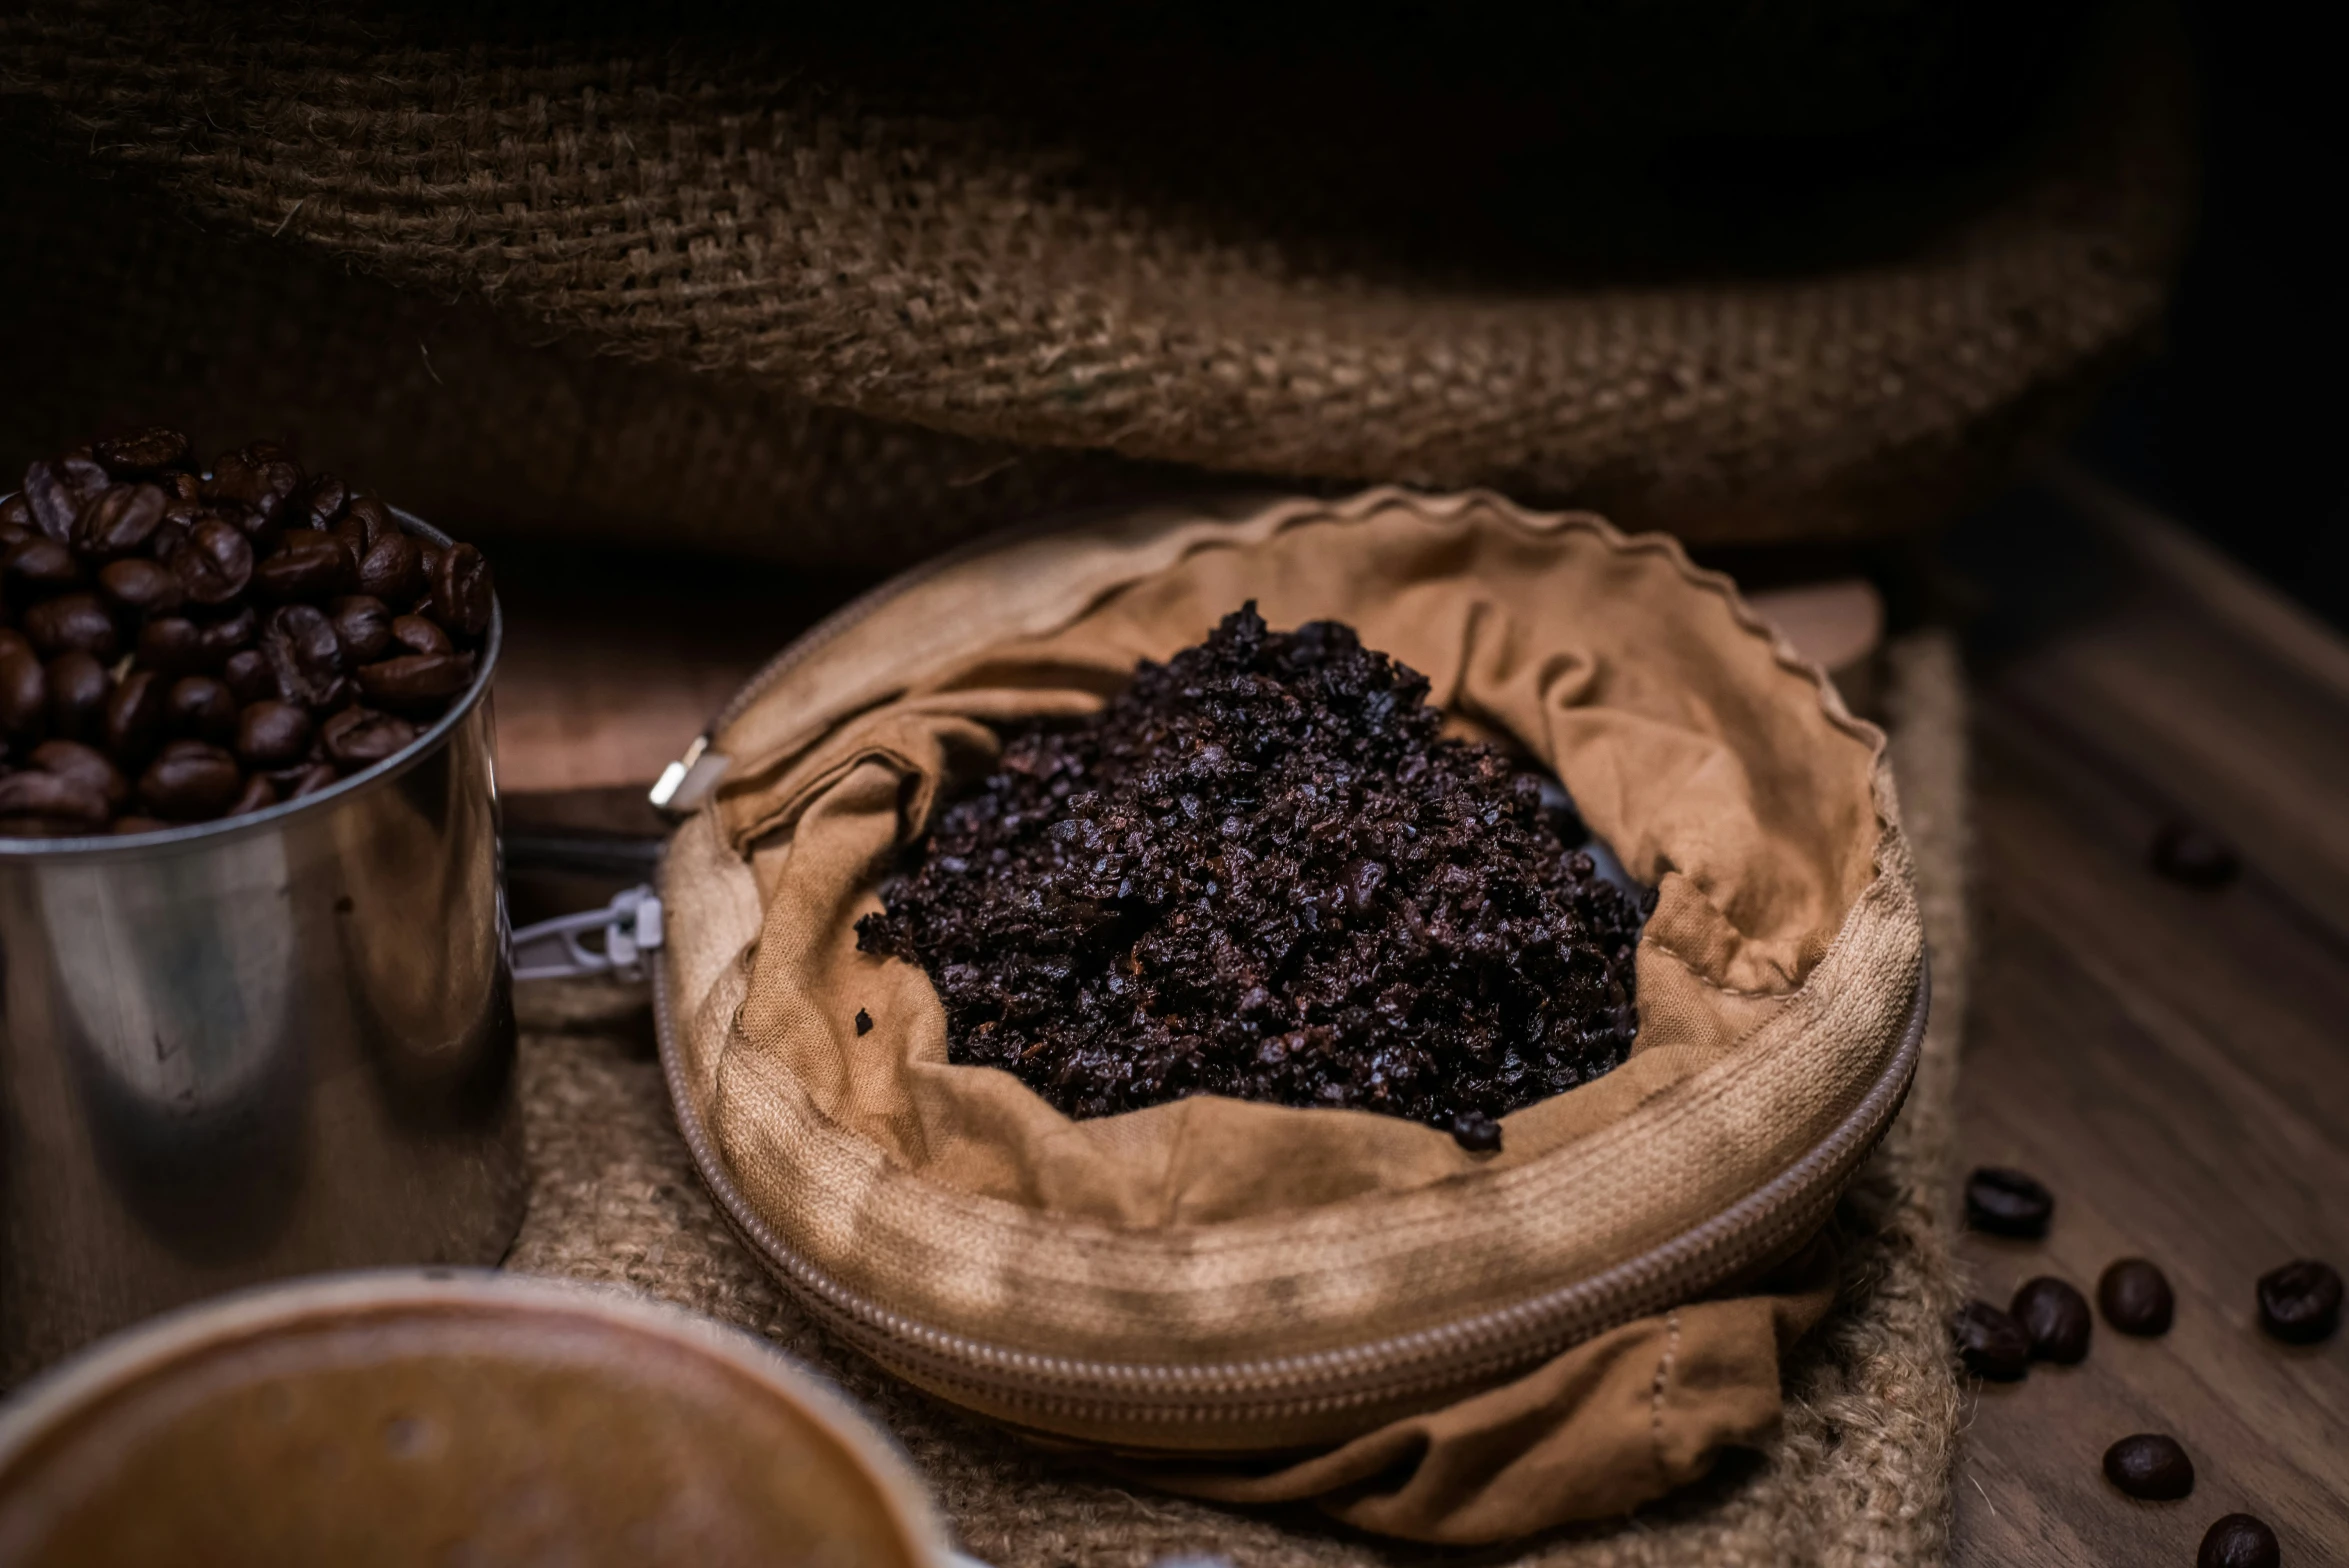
[0,2,2186,562]
[505,628,1967,1566]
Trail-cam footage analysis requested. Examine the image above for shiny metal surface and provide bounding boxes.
[0,514,522,1387]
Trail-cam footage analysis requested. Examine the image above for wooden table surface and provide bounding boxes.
[488,477,2348,1565]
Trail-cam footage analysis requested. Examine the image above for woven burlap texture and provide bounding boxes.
[505,628,1967,1567]
[1,2,2186,558]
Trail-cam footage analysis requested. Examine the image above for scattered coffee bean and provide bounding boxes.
[2100,1258,2176,1336]
[855,1008,874,1036]
[2150,819,2239,888]
[2256,1258,2341,1344]
[2103,1433,2194,1500]
[1452,1112,1503,1153]
[1951,1299,2032,1381]
[45,651,110,744]
[2010,1276,2093,1364]
[321,707,418,772]
[92,427,191,477]
[1965,1166,2054,1238]
[4,432,492,831]
[138,739,243,821]
[2198,1513,2281,1568]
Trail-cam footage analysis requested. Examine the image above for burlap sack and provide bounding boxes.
[0,2,2188,563]
[659,491,1925,1542]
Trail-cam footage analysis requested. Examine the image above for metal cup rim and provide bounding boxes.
[1,507,500,862]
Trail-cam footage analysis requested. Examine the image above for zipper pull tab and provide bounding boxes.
[650,733,731,817]
[512,884,665,983]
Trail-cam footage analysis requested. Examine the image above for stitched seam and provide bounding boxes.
[1650,1308,1684,1485]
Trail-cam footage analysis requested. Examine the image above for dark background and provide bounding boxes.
[2078,0,2347,628]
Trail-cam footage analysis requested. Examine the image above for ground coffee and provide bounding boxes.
[856,605,1646,1150]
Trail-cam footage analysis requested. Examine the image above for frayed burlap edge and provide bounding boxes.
[505,629,1967,1567]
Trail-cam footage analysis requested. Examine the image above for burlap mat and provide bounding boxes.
[503,629,1967,1566]
[1,2,2185,558]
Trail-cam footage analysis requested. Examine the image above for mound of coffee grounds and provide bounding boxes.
[857,604,1646,1150]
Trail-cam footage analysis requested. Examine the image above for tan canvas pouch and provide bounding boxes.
[657,489,1925,1543]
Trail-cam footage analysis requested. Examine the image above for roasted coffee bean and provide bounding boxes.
[328,596,393,663]
[0,650,45,739]
[75,482,168,557]
[0,493,33,536]
[0,768,110,829]
[236,700,315,769]
[260,604,349,709]
[355,531,423,603]
[45,651,111,744]
[23,594,121,660]
[221,647,276,705]
[2099,1258,2176,1336]
[2103,1433,2193,1500]
[192,606,259,668]
[2198,1513,2281,1568]
[2256,1258,2341,1344]
[2150,819,2239,888]
[28,740,129,810]
[1964,1166,2054,1238]
[321,706,418,771]
[93,428,191,477]
[271,760,339,799]
[228,772,278,816]
[854,1008,874,1036]
[163,472,201,504]
[331,512,371,561]
[344,495,395,550]
[138,739,244,821]
[2010,1277,2093,1364]
[430,542,493,639]
[356,652,473,708]
[135,615,203,676]
[1950,1299,2031,1381]
[171,517,255,606]
[166,676,239,744]
[111,814,169,836]
[103,670,167,766]
[254,531,357,600]
[299,472,349,530]
[4,536,84,592]
[21,457,102,540]
[98,557,186,616]
[389,614,452,657]
[202,444,303,533]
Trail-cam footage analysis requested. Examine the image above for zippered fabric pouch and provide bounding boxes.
[657,490,1925,1543]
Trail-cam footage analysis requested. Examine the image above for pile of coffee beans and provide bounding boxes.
[1,431,492,836]
[1953,1162,2338,1557]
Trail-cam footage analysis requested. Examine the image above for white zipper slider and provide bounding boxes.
[649,733,732,817]
[512,884,665,983]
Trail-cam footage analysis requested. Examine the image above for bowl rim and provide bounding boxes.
[0,1267,956,1565]
[0,506,500,862]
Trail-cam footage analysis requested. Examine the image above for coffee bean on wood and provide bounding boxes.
[1950,1300,2032,1381]
[2099,1258,2176,1336]
[2256,1258,2341,1344]
[2102,1433,2194,1500]
[2009,1276,2093,1364]
[2198,1514,2281,1568]
[1,430,492,834]
[1964,1166,2054,1237]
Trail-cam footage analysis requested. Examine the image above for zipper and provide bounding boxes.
[654,941,1925,1433]
[643,499,1929,1433]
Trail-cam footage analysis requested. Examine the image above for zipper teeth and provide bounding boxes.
[654,947,1927,1428]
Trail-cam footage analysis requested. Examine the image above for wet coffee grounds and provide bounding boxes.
[857,605,1647,1150]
